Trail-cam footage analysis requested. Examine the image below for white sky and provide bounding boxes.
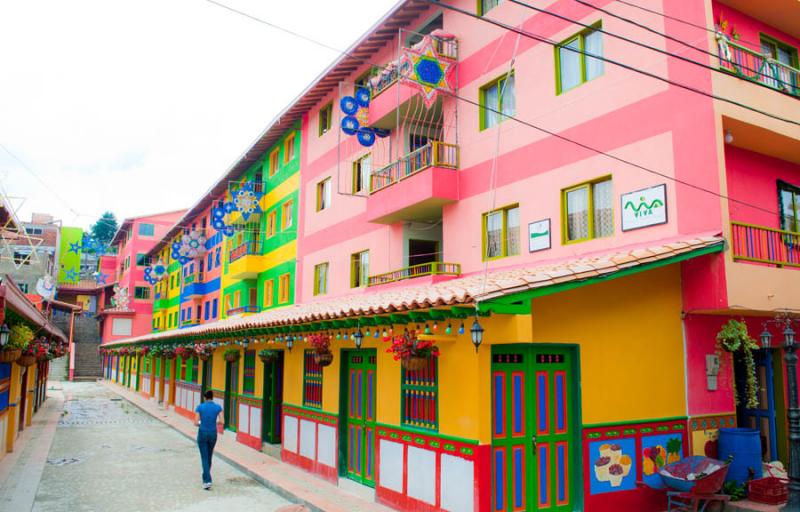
[0,0,398,229]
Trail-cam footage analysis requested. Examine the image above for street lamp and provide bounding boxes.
[760,327,774,349]
[286,335,293,352]
[470,317,484,353]
[0,324,10,348]
[354,327,364,350]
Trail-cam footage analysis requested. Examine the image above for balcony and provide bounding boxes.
[718,37,800,97]
[184,272,204,285]
[731,222,800,268]
[183,272,205,299]
[368,261,461,287]
[227,241,264,280]
[226,305,261,316]
[182,318,200,327]
[366,142,459,224]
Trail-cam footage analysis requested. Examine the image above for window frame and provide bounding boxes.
[302,349,323,409]
[350,250,370,288]
[561,175,614,244]
[401,358,439,431]
[134,286,151,300]
[352,153,372,194]
[264,278,275,308]
[284,133,296,163]
[267,210,277,237]
[279,273,290,304]
[481,204,520,261]
[478,0,503,16]
[778,180,800,233]
[316,178,332,211]
[138,223,155,237]
[760,33,800,68]
[479,71,515,131]
[319,102,333,136]
[313,262,329,296]
[269,148,280,177]
[282,200,293,230]
[555,22,604,95]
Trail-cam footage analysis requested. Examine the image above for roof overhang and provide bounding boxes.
[0,275,68,342]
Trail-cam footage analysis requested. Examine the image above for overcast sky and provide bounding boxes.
[0,0,398,229]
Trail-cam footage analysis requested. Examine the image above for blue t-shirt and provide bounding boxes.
[195,401,222,433]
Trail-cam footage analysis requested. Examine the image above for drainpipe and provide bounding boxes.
[68,309,77,380]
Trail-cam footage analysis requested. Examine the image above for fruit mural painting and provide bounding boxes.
[589,438,637,494]
[641,434,684,488]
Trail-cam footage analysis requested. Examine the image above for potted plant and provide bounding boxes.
[223,348,241,362]
[34,340,50,362]
[308,334,333,367]
[149,346,163,358]
[385,330,440,371]
[18,339,43,367]
[175,346,193,360]
[258,349,280,363]
[716,319,759,408]
[194,343,213,361]
[0,323,33,363]
[140,346,150,357]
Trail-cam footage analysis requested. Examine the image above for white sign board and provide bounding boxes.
[528,219,551,252]
[621,184,667,231]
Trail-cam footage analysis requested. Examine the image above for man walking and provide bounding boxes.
[194,390,223,490]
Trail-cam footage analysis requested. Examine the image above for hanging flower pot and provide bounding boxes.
[258,349,280,363]
[16,354,36,367]
[385,330,440,371]
[314,349,334,367]
[162,348,176,360]
[0,348,21,364]
[401,356,428,371]
[195,343,213,361]
[224,348,240,362]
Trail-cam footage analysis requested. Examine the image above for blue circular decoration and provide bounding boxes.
[212,208,224,219]
[415,57,444,86]
[374,128,390,138]
[340,96,358,115]
[357,129,376,147]
[355,88,371,107]
[224,202,235,214]
[224,226,235,237]
[341,116,360,136]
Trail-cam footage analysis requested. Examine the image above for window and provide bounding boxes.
[207,252,213,270]
[124,256,130,271]
[779,181,800,233]
[483,205,520,260]
[25,227,43,235]
[269,149,279,177]
[556,25,603,94]
[243,350,256,395]
[234,290,241,307]
[18,283,28,294]
[267,211,277,237]
[204,301,210,320]
[135,253,151,267]
[480,72,515,130]
[212,298,218,319]
[134,286,151,300]
[190,357,199,384]
[284,133,296,163]
[215,247,221,266]
[317,178,332,211]
[264,279,274,307]
[282,200,293,230]
[479,0,503,15]
[563,177,614,243]
[314,262,328,296]
[111,318,132,336]
[402,358,438,430]
[302,350,323,409]
[761,35,799,91]
[353,154,372,194]
[138,223,155,236]
[350,250,369,288]
[319,103,333,136]
[13,252,28,265]
[279,273,290,303]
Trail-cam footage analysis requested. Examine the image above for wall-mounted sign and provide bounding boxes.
[621,184,667,231]
[528,219,551,252]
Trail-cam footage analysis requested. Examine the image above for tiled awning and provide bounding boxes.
[106,234,724,346]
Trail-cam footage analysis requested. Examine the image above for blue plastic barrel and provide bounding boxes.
[718,427,763,484]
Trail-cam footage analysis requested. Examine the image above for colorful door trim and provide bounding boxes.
[339,349,377,487]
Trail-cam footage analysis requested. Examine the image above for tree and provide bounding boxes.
[90,211,118,246]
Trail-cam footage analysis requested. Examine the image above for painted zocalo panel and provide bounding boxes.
[238,403,249,433]
[407,446,436,505]
[441,454,474,512]
[378,439,403,493]
[249,407,261,438]
[283,415,298,453]
[317,424,337,468]
[299,419,316,460]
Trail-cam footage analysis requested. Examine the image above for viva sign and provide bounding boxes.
[621,184,667,231]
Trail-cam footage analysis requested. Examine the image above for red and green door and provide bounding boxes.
[341,350,377,487]
[491,345,578,511]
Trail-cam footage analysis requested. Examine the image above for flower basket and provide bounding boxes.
[258,349,280,363]
[16,354,36,367]
[198,352,211,361]
[401,356,429,371]
[384,330,439,368]
[162,348,176,360]
[0,349,21,364]
[314,349,334,367]
[194,343,213,361]
[224,349,240,362]
[175,346,193,360]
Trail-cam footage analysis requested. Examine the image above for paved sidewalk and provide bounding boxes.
[0,384,64,512]
[102,381,394,512]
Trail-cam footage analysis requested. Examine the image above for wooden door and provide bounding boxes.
[342,350,377,487]
[261,352,284,444]
[736,348,779,461]
[491,345,577,511]
[224,359,239,430]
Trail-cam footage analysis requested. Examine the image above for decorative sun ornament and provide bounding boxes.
[170,230,207,265]
[144,260,168,285]
[399,35,454,109]
[211,202,237,238]
[232,183,263,222]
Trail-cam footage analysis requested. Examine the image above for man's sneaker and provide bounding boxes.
[203,482,211,490]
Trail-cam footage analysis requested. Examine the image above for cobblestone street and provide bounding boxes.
[3,382,291,512]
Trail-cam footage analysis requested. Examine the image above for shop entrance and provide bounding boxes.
[735,348,785,463]
[339,349,377,487]
[490,345,579,511]
[261,352,284,444]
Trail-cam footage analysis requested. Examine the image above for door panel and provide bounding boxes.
[343,350,376,487]
[736,349,777,461]
[261,353,284,444]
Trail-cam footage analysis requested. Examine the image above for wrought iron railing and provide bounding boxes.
[226,305,261,316]
[367,261,461,287]
[183,272,204,285]
[228,241,262,263]
[370,142,459,193]
[718,37,800,96]
[182,317,200,327]
[731,222,800,268]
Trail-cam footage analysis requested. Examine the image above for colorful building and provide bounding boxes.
[103,1,800,511]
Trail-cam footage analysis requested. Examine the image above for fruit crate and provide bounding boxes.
[748,477,788,505]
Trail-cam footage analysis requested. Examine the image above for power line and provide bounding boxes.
[511,0,799,100]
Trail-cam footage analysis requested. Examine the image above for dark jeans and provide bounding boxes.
[197,430,218,484]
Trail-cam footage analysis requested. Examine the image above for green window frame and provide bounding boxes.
[561,176,614,244]
[478,0,503,16]
[482,204,520,260]
[555,23,604,94]
[302,350,323,409]
[760,34,799,68]
[479,72,515,130]
[190,357,199,384]
[135,253,151,267]
[350,250,369,288]
[134,286,151,300]
[314,262,328,296]
[138,223,155,236]
[779,180,800,233]
[319,102,333,136]
[243,350,256,395]
[401,358,439,431]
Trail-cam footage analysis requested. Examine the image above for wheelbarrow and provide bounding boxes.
[659,456,731,512]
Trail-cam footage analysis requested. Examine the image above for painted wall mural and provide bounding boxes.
[589,438,636,494]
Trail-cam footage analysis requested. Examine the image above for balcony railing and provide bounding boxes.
[182,318,200,327]
[183,272,204,285]
[367,261,461,287]
[718,37,800,96]
[226,305,261,316]
[731,222,800,268]
[228,241,262,264]
[370,142,459,193]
